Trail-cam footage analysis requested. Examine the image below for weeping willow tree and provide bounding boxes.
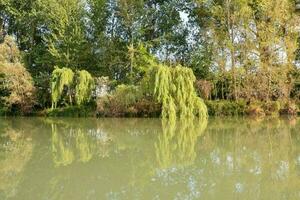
[75,70,95,105]
[153,64,208,120]
[51,67,74,109]
[51,68,94,108]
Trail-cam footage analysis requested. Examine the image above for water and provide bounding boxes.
[0,117,300,200]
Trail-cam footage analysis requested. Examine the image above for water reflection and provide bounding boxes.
[0,119,34,199]
[196,117,300,199]
[51,122,111,167]
[155,118,207,169]
[0,117,300,199]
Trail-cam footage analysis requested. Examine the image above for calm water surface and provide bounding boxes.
[0,117,300,200]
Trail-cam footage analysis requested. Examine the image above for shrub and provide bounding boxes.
[0,36,20,63]
[0,36,36,115]
[44,103,96,117]
[195,80,214,100]
[0,63,36,115]
[96,84,143,117]
[113,84,143,108]
[279,101,298,115]
[246,103,265,116]
[205,100,246,116]
[262,101,281,115]
[134,98,161,117]
[34,72,52,109]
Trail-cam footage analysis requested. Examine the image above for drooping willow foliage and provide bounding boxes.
[153,64,208,120]
[51,67,74,109]
[51,67,94,108]
[75,70,95,105]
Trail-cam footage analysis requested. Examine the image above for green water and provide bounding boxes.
[0,117,300,200]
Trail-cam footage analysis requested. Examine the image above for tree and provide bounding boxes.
[50,67,95,108]
[196,0,298,101]
[0,36,35,114]
[152,64,208,120]
[75,70,95,105]
[50,67,74,109]
[46,0,91,71]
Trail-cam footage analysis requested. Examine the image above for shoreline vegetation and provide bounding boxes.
[1,100,299,118]
[1,0,300,118]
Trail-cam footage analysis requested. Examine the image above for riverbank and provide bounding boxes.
[1,100,299,117]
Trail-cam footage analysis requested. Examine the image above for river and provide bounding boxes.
[0,117,299,199]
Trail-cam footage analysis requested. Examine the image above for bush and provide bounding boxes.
[205,100,246,116]
[195,80,214,100]
[43,103,96,117]
[246,102,265,116]
[0,63,36,115]
[96,84,161,117]
[0,36,36,115]
[134,98,161,117]
[262,101,281,115]
[97,84,143,117]
[279,101,298,116]
[0,107,6,116]
[113,84,143,107]
[0,65,36,115]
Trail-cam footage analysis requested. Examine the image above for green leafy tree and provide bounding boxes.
[75,70,95,105]
[50,67,74,109]
[152,64,208,120]
[46,0,91,71]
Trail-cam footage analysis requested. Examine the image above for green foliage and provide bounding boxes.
[0,36,36,114]
[206,100,284,116]
[51,67,95,108]
[2,0,300,116]
[75,70,95,105]
[156,117,208,169]
[96,84,151,117]
[263,101,281,116]
[46,0,91,70]
[0,36,20,63]
[45,104,96,117]
[206,100,247,116]
[152,64,208,120]
[113,85,143,108]
[279,101,298,116]
[33,72,52,109]
[51,67,75,109]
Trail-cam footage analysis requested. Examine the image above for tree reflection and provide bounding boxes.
[0,122,33,198]
[194,117,300,199]
[50,121,112,167]
[2,117,300,199]
[51,124,75,166]
[155,118,208,169]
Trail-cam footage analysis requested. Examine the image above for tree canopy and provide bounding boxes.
[1,0,300,116]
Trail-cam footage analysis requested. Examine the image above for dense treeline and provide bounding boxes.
[0,0,300,116]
